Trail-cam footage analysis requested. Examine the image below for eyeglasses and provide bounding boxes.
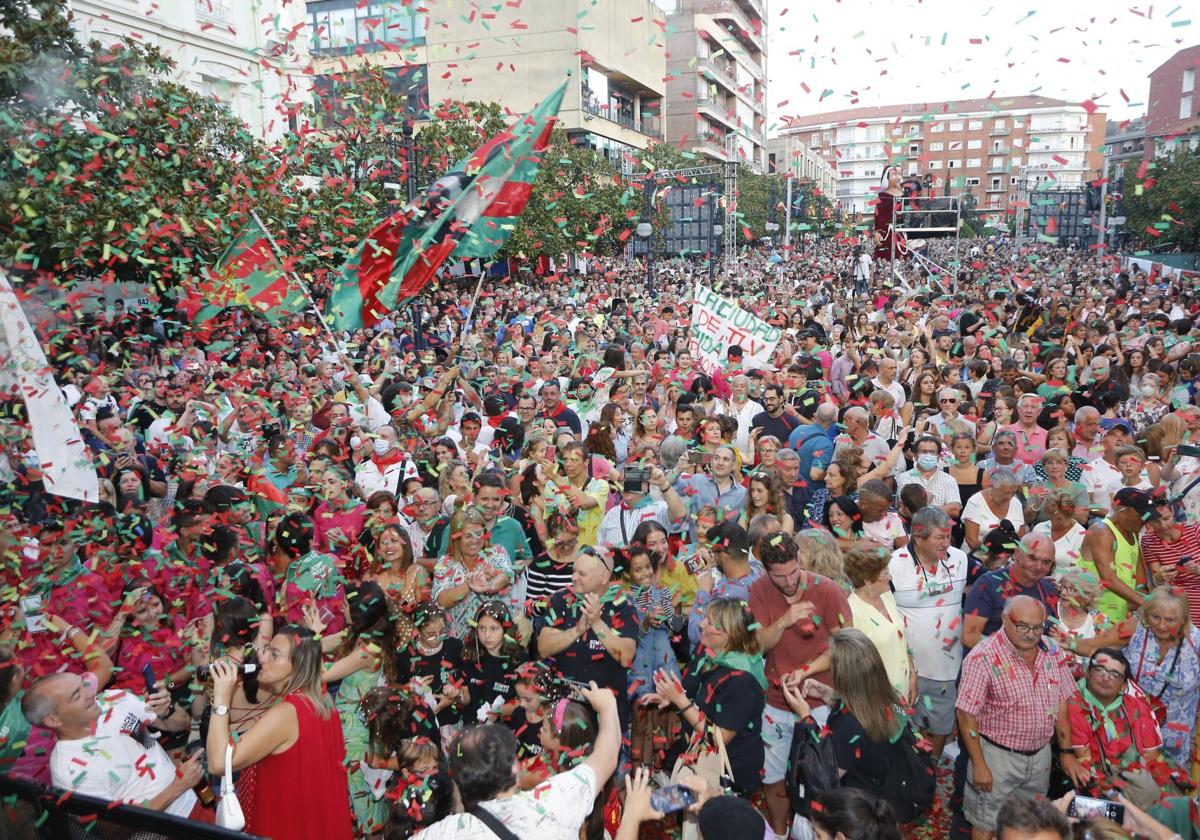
[939,398,958,404]
[1088,663,1126,681]
[1008,619,1042,635]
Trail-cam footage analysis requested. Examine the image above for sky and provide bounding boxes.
[764,0,1197,129]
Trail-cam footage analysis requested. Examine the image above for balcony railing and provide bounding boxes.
[698,57,738,91]
[695,1,764,50]
[989,127,1011,136]
[582,99,662,138]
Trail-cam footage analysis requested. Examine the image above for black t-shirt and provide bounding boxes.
[504,706,546,763]
[462,651,521,723]
[680,664,765,795]
[128,400,167,434]
[537,587,639,728]
[398,638,465,726]
[750,410,801,443]
[828,704,895,794]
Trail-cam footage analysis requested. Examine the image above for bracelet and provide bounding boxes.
[678,702,695,715]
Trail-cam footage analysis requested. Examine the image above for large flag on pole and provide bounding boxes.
[0,271,99,503]
[326,79,567,332]
[181,218,307,323]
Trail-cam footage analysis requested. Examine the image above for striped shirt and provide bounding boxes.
[1140,524,1200,625]
[956,629,1077,752]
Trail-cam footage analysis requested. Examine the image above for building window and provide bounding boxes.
[949,121,963,131]
[929,160,942,169]
[812,133,819,145]
[948,159,961,169]
[991,177,1001,190]
[1184,68,1196,93]
[1181,94,1194,120]
[967,158,981,168]
[1011,176,1019,185]
[968,139,982,149]
[965,177,980,186]
[931,122,944,133]
[822,131,831,142]
[968,120,983,130]
[993,118,1006,129]
[909,143,919,155]
[929,141,944,151]
[309,0,427,55]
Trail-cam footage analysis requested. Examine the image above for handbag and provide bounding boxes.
[215,743,246,831]
[668,723,735,840]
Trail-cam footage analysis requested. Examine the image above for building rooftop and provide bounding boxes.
[783,95,1082,130]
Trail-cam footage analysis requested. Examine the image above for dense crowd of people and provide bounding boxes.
[2,236,1200,840]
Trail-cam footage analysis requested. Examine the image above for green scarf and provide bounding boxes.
[1078,679,1125,743]
[710,649,767,690]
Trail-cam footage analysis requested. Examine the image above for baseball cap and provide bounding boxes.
[1100,418,1134,435]
[1113,487,1161,521]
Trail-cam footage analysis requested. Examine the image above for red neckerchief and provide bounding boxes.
[372,447,407,469]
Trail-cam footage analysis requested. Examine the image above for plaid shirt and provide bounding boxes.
[956,629,1076,752]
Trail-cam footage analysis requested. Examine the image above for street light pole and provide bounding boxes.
[638,178,655,298]
[783,175,793,251]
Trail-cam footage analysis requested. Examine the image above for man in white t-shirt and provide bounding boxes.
[419,686,620,840]
[22,672,202,818]
[888,506,968,759]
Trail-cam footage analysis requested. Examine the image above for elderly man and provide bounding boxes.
[962,532,1059,650]
[598,465,680,548]
[772,448,810,527]
[1081,419,1134,518]
[897,434,963,519]
[1081,355,1129,404]
[1005,393,1048,467]
[1057,648,1171,808]
[957,595,1078,840]
[871,356,908,411]
[889,506,969,758]
[537,547,638,730]
[21,672,202,816]
[931,387,977,441]
[1071,406,1103,461]
[834,406,894,474]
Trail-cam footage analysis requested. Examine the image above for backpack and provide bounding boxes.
[786,720,840,817]
[880,722,936,823]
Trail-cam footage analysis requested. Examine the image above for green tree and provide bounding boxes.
[0,0,275,293]
[1121,147,1200,253]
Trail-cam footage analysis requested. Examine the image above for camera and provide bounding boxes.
[622,465,651,494]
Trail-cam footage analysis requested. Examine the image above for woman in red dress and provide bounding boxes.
[207,626,353,840]
[873,165,909,261]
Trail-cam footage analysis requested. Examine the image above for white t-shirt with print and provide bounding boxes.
[888,545,969,681]
[419,763,597,840]
[50,690,196,818]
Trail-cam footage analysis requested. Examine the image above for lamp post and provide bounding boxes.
[766,176,779,245]
[388,121,425,348]
[638,177,655,297]
[710,194,723,282]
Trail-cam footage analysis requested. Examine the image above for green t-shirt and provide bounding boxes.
[1147,796,1199,840]
[0,692,30,774]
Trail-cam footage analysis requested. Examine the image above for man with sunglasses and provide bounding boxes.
[957,595,1077,840]
[1058,648,1171,808]
[931,387,976,441]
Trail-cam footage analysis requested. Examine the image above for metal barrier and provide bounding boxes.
[0,773,264,840]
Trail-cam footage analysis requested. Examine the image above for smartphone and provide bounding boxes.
[1066,795,1124,823]
[142,664,157,695]
[545,446,557,462]
[687,451,712,467]
[650,784,697,815]
[1177,444,1200,458]
[19,595,46,634]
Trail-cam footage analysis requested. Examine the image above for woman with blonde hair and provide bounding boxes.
[207,626,353,839]
[1050,569,1107,666]
[431,506,514,638]
[797,528,849,590]
[1031,490,1089,577]
[780,628,919,807]
[437,459,472,516]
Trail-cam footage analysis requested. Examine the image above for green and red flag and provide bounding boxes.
[326,79,567,331]
[180,218,307,323]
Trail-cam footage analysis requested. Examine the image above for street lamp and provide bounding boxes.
[386,121,426,348]
[766,176,779,243]
[638,178,656,297]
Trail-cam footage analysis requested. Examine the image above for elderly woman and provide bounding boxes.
[432,506,514,639]
[1122,371,1171,435]
[961,466,1028,552]
[1069,587,1200,770]
[844,542,915,702]
[1050,568,1108,668]
[1028,448,1089,526]
[1032,490,1089,578]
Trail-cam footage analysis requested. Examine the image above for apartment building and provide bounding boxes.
[305,0,667,164]
[69,0,311,141]
[1146,43,1200,157]
[663,0,768,171]
[764,135,838,199]
[782,97,1106,223]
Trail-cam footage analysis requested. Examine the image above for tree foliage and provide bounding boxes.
[1121,146,1200,253]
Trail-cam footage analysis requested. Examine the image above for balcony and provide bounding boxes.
[986,185,1006,192]
[697,132,730,159]
[696,96,734,127]
[698,57,738,92]
[695,1,764,52]
[989,127,1011,136]
[1029,124,1085,134]
[581,99,663,139]
[734,0,766,23]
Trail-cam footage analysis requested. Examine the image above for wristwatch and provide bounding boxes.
[212,705,230,717]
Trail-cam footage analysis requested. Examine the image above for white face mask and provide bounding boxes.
[374,438,392,456]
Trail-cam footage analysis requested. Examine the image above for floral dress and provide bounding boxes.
[335,663,388,836]
[1124,622,1200,768]
[431,546,514,639]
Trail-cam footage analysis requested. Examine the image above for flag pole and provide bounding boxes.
[249,209,342,350]
[460,269,488,341]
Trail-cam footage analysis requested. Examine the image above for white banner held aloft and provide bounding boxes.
[689,284,781,375]
[0,271,99,503]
